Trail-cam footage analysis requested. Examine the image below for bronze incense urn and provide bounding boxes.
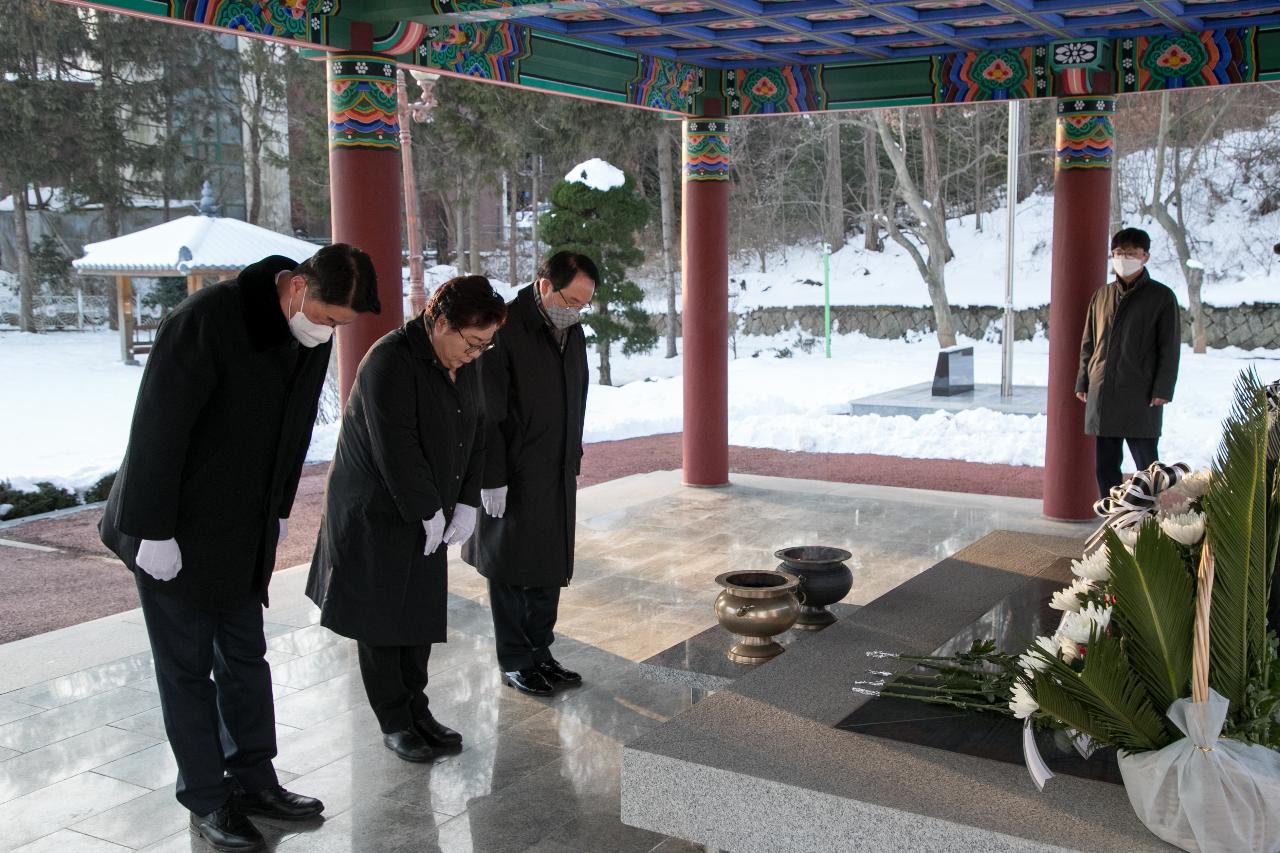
[714,570,801,664]
[774,545,854,630]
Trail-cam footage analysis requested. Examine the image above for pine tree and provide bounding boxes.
[540,167,654,386]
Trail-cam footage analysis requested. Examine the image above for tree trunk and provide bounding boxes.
[597,303,612,386]
[1109,109,1122,230]
[453,198,467,271]
[824,118,845,252]
[507,169,518,286]
[657,124,679,358]
[247,119,263,225]
[13,182,36,333]
[926,241,956,348]
[974,110,984,232]
[467,197,480,274]
[863,122,883,251]
[919,107,950,259]
[1017,103,1034,201]
[530,156,541,269]
[874,110,956,347]
[1187,267,1206,353]
[1144,90,1221,355]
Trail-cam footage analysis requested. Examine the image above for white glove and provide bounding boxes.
[443,504,478,545]
[136,537,182,581]
[277,518,288,544]
[422,510,445,556]
[481,486,508,519]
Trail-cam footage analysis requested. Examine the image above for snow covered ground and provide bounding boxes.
[3,327,1275,499]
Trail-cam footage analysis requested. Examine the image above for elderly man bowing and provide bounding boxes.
[306,275,507,762]
[99,245,380,852]
[463,251,597,696]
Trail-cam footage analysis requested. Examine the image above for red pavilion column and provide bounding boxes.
[1044,95,1115,520]
[327,30,405,405]
[682,118,730,486]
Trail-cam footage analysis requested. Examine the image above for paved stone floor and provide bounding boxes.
[0,471,1088,853]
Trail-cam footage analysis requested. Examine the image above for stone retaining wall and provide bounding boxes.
[649,302,1280,349]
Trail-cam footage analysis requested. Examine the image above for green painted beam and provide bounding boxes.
[823,59,934,108]
[518,33,639,99]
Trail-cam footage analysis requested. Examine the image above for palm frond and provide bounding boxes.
[1203,369,1272,711]
[1032,674,1109,745]
[1104,523,1194,723]
[1033,628,1170,753]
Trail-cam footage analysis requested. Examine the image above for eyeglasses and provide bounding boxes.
[454,328,496,356]
[554,289,592,310]
[1111,250,1146,259]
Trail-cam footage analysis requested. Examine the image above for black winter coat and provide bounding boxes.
[99,256,329,609]
[1076,270,1181,439]
[305,315,485,646]
[461,285,588,588]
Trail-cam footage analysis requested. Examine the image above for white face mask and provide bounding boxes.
[1112,256,1144,279]
[287,289,334,347]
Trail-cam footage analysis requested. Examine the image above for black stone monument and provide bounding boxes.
[932,345,974,397]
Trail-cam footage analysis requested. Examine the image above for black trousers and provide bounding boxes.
[1095,435,1160,499]
[487,580,560,671]
[357,643,431,733]
[135,578,278,816]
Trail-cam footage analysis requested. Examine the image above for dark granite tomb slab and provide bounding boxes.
[836,565,1121,785]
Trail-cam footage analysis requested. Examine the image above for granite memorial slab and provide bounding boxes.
[621,529,1172,853]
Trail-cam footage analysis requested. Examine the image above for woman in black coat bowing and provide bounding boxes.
[305,275,507,762]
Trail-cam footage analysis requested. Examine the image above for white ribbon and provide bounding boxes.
[1023,718,1054,792]
[1086,460,1191,551]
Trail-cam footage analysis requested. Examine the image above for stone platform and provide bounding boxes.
[639,604,861,695]
[847,383,1047,418]
[620,530,1175,853]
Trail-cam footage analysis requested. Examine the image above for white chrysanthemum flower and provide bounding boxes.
[1010,682,1039,719]
[1050,577,1092,613]
[1062,602,1112,645]
[1159,511,1206,547]
[1175,469,1211,499]
[1019,635,1060,677]
[1110,525,1139,554]
[1071,545,1111,582]
[1059,636,1080,663]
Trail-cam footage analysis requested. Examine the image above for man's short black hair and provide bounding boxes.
[294,243,381,314]
[537,251,600,292]
[1111,227,1151,254]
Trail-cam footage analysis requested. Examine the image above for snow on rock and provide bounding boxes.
[564,158,626,192]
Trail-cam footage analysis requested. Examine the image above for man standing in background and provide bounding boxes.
[1076,227,1181,499]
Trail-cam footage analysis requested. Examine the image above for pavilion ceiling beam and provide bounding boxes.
[979,0,1072,39]
[1136,1,1196,32]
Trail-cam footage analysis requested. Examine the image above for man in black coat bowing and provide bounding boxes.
[462,251,597,696]
[99,244,380,852]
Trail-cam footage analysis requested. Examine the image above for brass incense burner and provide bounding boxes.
[714,570,801,664]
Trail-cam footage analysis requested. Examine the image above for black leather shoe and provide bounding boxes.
[537,659,583,687]
[232,784,324,820]
[503,668,555,696]
[415,712,462,749]
[383,728,435,762]
[189,805,265,852]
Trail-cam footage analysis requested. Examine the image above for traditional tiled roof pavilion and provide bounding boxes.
[49,0,1280,518]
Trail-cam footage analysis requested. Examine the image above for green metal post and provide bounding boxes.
[822,243,832,358]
